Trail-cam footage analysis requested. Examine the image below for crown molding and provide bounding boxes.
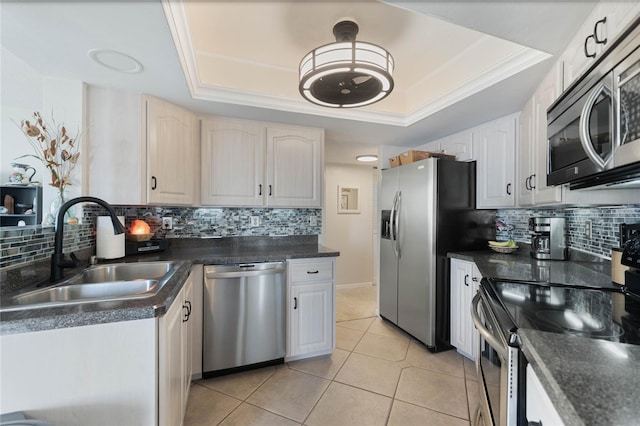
[163,0,550,129]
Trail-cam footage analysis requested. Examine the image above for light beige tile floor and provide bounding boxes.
[184,285,478,426]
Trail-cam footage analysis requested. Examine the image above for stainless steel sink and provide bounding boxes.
[66,261,177,284]
[1,261,183,312]
[12,279,159,306]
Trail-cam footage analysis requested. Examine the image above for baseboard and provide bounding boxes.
[336,281,375,289]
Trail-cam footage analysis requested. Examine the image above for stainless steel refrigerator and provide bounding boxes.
[379,158,495,351]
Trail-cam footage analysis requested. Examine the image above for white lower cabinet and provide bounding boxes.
[158,270,195,426]
[286,257,336,361]
[526,365,564,425]
[450,258,481,360]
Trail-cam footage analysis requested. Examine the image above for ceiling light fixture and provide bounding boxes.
[299,20,394,108]
[356,155,378,162]
[88,49,144,74]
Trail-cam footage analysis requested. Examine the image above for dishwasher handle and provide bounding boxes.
[205,263,286,279]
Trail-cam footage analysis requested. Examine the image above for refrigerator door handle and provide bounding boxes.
[390,191,398,257]
[395,191,402,258]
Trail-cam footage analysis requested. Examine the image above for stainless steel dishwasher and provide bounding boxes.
[203,262,286,377]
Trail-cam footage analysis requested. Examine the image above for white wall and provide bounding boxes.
[1,46,85,222]
[324,164,375,287]
[1,46,44,184]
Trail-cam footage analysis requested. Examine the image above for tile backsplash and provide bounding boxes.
[497,205,640,258]
[0,206,322,271]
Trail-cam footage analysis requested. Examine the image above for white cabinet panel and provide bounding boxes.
[146,96,198,205]
[200,118,265,206]
[85,86,145,204]
[441,132,473,161]
[159,271,195,426]
[475,116,517,208]
[0,319,157,425]
[526,365,565,425]
[267,127,323,207]
[450,258,480,360]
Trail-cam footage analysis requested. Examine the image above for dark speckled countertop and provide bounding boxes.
[448,248,640,425]
[0,236,339,335]
[519,329,640,426]
[449,247,613,288]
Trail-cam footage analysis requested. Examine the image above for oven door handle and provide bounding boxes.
[471,293,508,359]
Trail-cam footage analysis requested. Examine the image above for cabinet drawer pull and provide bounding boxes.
[530,174,536,190]
[269,184,272,196]
[293,296,298,310]
[464,274,470,286]
[307,270,319,274]
[506,183,512,196]
[472,276,479,282]
[258,184,262,196]
[151,176,157,190]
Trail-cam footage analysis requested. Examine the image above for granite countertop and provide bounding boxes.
[450,249,640,425]
[519,329,640,426]
[0,237,339,335]
[449,248,614,288]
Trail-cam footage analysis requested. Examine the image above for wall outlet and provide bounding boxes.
[309,215,318,226]
[162,217,173,230]
[585,220,592,239]
[250,216,260,227]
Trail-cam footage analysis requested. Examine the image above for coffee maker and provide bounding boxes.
[529,217,568,260]
[622,224,640,292]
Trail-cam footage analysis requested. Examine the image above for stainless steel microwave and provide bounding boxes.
[547,14,640,189]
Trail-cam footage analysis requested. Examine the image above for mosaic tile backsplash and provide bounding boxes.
[0,206,322,271]
[497,205,640,258]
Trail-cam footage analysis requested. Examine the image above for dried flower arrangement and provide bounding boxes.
[17,112,81,194]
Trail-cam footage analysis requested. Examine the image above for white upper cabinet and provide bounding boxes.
[517,65,563,207]
[475,115,517,208]
[85,86,145,204]
[561,2,640,91]
[146,96,198,205]
[266,127,323,207]
[85,90,197,206]
[200,118,265,206]
[200,117,323,207]
[441,132,474,162]
[517,96,536,207]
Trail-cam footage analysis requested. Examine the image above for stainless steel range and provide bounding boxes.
[472,278,640,426]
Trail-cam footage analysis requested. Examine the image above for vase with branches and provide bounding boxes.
[16,112,81,221]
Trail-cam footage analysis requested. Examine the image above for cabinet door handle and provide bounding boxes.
[307,270,319,274]
[269,184,272,196]
[151,176,157,190]
[472,276,479,282]
[525,176,531,191]
[464,274,470,286]
[258,184,262,196]
[506,183,512,195]
[530,174,536,190]
[182,302,191,322]
[594,17,607,45]
[584,34,596,58]
[293,297,298,310]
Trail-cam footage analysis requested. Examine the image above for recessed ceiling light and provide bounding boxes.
[88,49,143,74]
[356,155,378,162]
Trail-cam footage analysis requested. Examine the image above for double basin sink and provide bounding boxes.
[1,261,183,312]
